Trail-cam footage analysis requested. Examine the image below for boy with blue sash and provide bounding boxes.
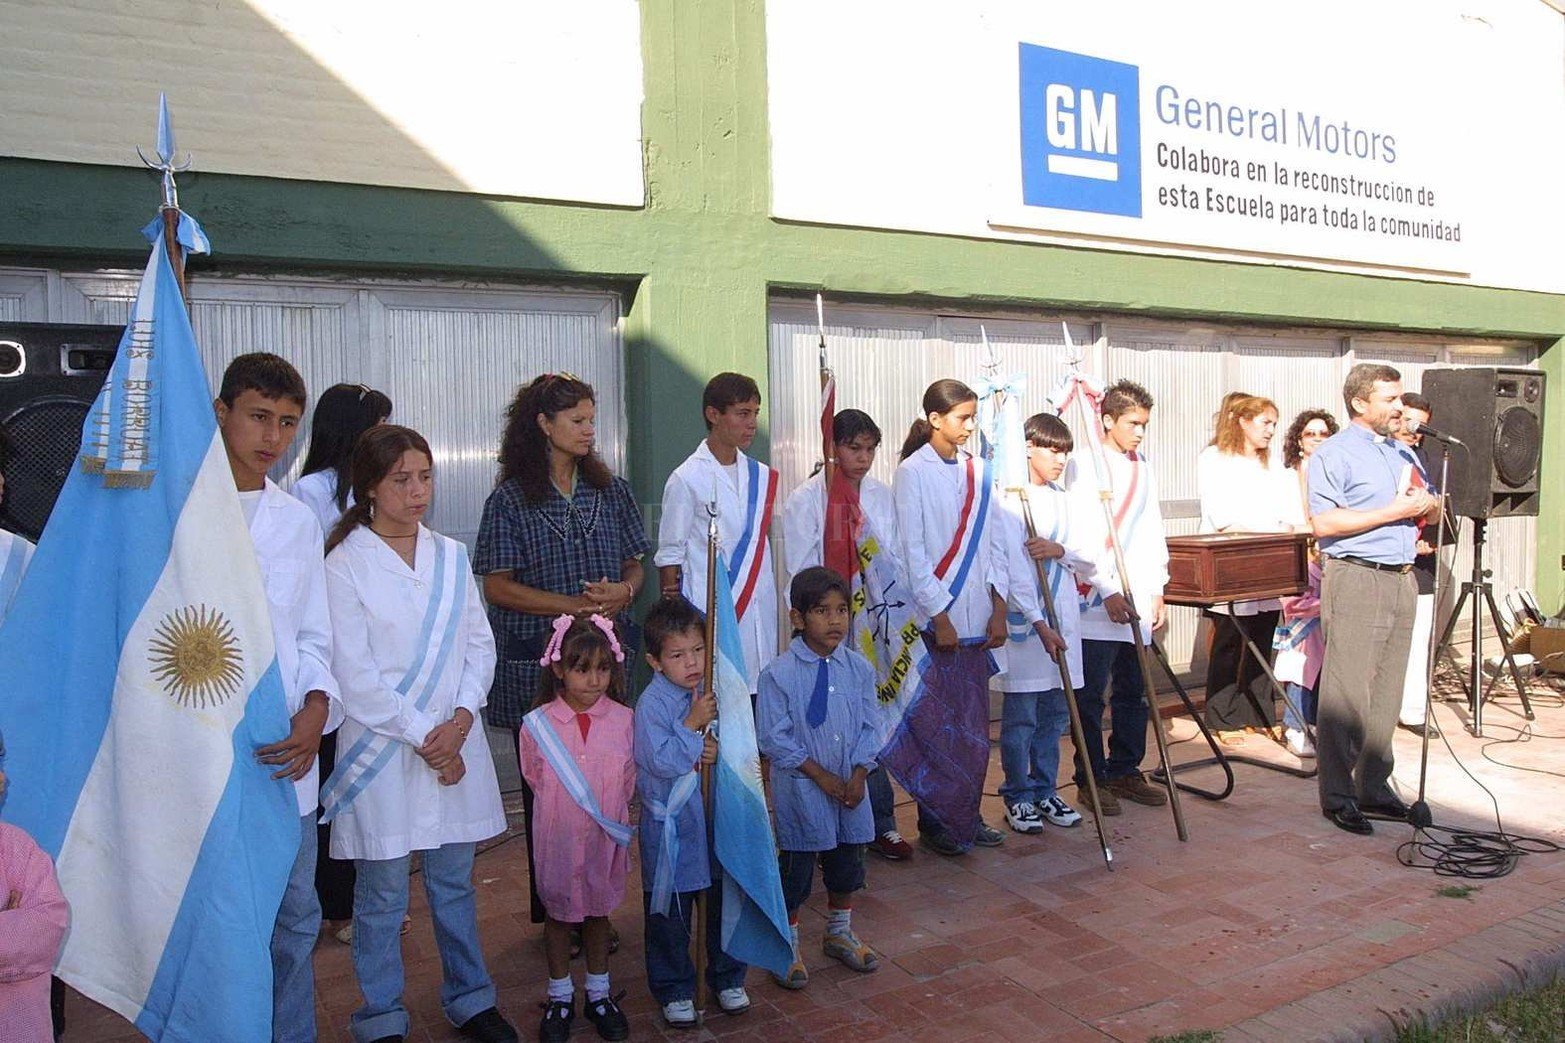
[632,599,751,1029]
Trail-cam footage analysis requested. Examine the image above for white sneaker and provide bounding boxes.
[1040,795,1083,827]
[716,986,750,1014]
[1286,728,1316,758]
[662,999,697,1028]
[1004,801,1044,834]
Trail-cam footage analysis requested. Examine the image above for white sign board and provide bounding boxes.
[768,0,1565,293]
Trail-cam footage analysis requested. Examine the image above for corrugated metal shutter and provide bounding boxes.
[44,270,621,550]
[770,299,1540,672]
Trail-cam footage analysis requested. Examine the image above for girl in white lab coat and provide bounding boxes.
[320,424,518,1043]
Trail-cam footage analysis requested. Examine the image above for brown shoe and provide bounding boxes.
[1076,781,1123,817]
[1107,772,1169,807]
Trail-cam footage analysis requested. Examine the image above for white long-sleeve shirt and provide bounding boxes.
[780,471,900,587]
[288,467,351,540]
[324,525,505,860]
[892,444,1031,638]
[996,482,1113,692]
[249,479,342,815]
[1196,446,1307,615]
[1065,448,1168,643]
[654,441,779,687]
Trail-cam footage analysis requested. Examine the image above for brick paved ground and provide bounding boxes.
[62,672,1565,1042]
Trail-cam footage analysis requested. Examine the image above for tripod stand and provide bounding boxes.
[1431,517,1536,736]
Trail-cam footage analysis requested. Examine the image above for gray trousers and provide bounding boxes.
[1317,557,1417,812]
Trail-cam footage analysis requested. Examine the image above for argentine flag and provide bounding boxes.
[0,220,296,1040]
[710,555,794,977]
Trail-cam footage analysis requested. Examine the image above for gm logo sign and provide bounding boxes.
[1019,44,1141,217]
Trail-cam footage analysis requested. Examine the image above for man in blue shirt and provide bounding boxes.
[1307,363,1439,835]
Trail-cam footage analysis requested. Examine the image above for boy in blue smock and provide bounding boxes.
[633,599,751,1029]
[757,566,883,990]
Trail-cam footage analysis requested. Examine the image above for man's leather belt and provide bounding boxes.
[1334,554,1413,574]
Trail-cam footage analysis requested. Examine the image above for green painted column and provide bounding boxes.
[1536,338,1565,615]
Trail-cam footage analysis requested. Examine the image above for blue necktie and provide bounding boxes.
[806,658,830,728]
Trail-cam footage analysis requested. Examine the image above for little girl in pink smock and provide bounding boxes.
[1,746,70,1043]
[517,615,636,1042]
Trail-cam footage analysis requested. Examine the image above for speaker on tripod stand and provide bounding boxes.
[1421,366,1544,733]
[0,323,123,541]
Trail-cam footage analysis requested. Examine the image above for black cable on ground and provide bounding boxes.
[1394,697,1562,879]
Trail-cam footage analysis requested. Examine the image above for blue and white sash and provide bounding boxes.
[319,537,467,822]
[935,453,994,612]
[521,706,634,848]
[1273,616,1319,652]
[644,769,700,916]
[1008,490,1071,641]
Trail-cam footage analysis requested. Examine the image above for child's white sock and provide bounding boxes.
[547,975,574,1004]
[789,920,800,949]
[585,971,611,1003]
[826,907,852,938]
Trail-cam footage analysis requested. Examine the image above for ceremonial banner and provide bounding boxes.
[710,555,794,975]
[0,224,296,1042]
[876,641,996,846]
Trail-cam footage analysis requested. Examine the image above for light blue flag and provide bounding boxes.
[0,221,296,1041]
[710,553,794,977]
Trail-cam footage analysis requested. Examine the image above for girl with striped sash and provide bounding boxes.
[321,426,517,1043]
[517,615,636,1043]
[891,380,1034,856]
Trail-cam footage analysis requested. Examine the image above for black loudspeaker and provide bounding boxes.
[0,323,123,540]
[1421,366,1545,519]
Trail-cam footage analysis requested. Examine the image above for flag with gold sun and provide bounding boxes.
[0,216,296,1041]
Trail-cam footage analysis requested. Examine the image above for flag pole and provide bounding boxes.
[1008,485,1115,870]
[817,293,835,489]
[138,92,193,304]
[1060,325,1188,842]
[695,500,719,1019]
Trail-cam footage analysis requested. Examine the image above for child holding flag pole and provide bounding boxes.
[1057,326,1188,840]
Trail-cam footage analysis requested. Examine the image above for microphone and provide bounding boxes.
[1404,417,1464,447]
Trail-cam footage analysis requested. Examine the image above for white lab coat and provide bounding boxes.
[288,468,351,539]
[1065,448,1168,644]
[325,525,505,861]
[655,441,779,687]
[997,482,1113,692]
[892,444,1033,638]
[250,479,342,815]
[780,471,900,588]
[1196,447,1307,615]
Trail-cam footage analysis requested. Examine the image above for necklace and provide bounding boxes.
[371,527,419,540]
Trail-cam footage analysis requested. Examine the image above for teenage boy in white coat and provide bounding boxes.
[656,372,779,689]
[214,353,342,1043]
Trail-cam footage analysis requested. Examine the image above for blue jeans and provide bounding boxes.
[1074,639,1149,785]
[641,884,748,1005]
[350,844,495,1043]
[1282,681,1318,731]
[272,814,319,1043]
[998,689,1070,805]
[867,767,897,836]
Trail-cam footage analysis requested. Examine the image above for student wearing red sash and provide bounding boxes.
[656,372,779,688]
[1065,380,1171,817]
[892,380,1047,856]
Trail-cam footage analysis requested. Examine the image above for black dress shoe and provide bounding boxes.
[1323,804,1374,835]
[458,1006,520,1043]
[369,1037,404,1043]
[1399,720,1440,738]
[584,991,630,1041]
[1361,797,1411,820]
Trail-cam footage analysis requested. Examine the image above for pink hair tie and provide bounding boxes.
[588,614,626,662]
[538,614,574,666]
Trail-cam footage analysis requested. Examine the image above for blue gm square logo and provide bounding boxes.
[1019,43,1141,217]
